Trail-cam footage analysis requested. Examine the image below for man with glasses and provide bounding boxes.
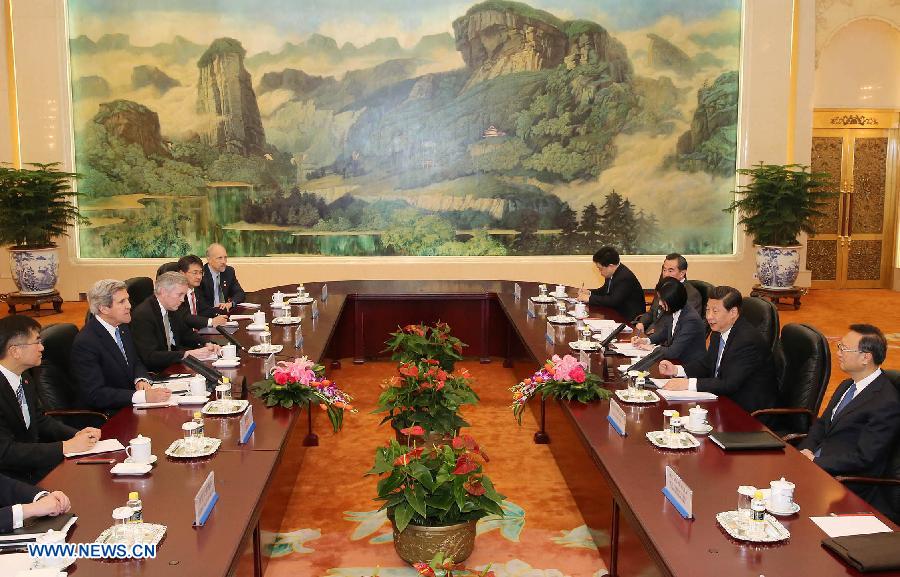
[177,255,228,330]
[798,324,900,504]
[635,253,702,335]
[576,246,646,321]
[200,243,245,313]
[0,316,100,483]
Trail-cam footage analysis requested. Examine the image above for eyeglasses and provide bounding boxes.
[836,342,862,353]
[10,338,42,347]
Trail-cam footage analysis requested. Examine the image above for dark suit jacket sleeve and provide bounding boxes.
[131,305,185,371]
[71,333,137,411]
[651,313,705,362]
[684,331,765,398]
[0,473,41,532]
[0,421,65,480]
[686,282,703,317]
[588,282,635,313]
[637,295,659,328]
[226,267,245,304]
[797,381,849,452]
[175,302,208,331]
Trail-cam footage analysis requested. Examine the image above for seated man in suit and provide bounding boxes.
[659,285,776,414]
[798,325,900,504]
[631,278,706,364]
[178,255,228,330]
[0,472,70,533]
[200,243,245,313]
[131,271,221,371]
[576,246,645,322]
[71,279,172,413]
[635,253,703,335]
[0,316,100,483]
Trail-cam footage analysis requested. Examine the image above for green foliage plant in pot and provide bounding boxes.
[375,359,479,444]
[367,433,505,564]
[0,163,87,294]
[725,162,835,289]
[385,322,467,371]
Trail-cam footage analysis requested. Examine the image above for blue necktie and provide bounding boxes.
[213,274,221,306]
[832,384,857,419]
[114,327,128,364]
[15,383,30,429]
[714,336,726,377]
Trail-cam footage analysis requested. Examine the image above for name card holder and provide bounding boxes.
[545,322,555,344]
[193,471,219,527]
[578,350,591,372]
[662,466,693,519]
[239,405,256,444]
[514,283,521,300]
[321,283,328,302]
[527,299,536,318]
[311,300,320,319]
[607,398,627,436]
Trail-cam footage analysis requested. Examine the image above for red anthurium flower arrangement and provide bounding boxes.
[367,432,504,533]
[408,553,495,577]
[510,354,610,424]
[385,321,467,371]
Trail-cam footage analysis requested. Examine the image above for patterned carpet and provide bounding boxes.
[261,360,612,577]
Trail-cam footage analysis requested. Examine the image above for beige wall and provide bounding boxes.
[0,0,808,299]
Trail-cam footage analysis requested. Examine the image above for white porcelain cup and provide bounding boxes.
[688,406,708,429]
[272,291,284,305]
[770,478,795,510]
[555,284,566,295]
[221,344,237,360]
[125,435,152,463]
[190,375,207,396]
[35,529,73,569]
[575,303,587,316]
[253,311,266,325]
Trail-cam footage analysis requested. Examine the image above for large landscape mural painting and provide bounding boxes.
[69,0,741,258]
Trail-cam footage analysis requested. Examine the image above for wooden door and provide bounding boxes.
[808,111,899,288]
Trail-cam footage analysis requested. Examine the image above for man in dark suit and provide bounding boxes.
[200,243,245,313]
[798,325,900,504]
[576,246,646,321]
[0,472,70,532]
[635,253,703,334]
[0,316,100,484]
[131,271,221,371]
[659,285,776,414]
[71,279,172,413]
[178,255,228,330]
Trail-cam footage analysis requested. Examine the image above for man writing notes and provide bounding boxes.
[659,285,776,414]
[635,253,702,335]
[71,280,172,413]
[0,316,100,484]
[576,246,646,322]
[200,243,245,313]
[178,254,228,330]
[798,325,900,507]
[131,272,221,372]
[0,473,71,532]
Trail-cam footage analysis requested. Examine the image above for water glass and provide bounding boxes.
[260,331,272,348]
[538,284,548,297]
[112,507,134,544]
[216,383,232,401]
[556,301,567,316]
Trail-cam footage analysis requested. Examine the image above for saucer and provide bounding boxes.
[288,296,314,305]
[547,315,576,324]
[569,340,601,351]
[684,423,713,435]
[270,302,290,309]
[124,454,157,465]
[766,501,800,516]
[248,344,284,355]
[111,462,152,476]
[246,323,266,331]
[212,357,241,368]
[551,292,568,298]
[271,316,302,325]
[176,395,211,405]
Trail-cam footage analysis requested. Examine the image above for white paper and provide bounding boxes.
[228,314,254,320]
[610,343,653,357]
[810,516,892,538]
[64,438,125,458]
[152,378,193,393]
[133,400,178,409]
[656,389,719,402]
[235,302,260,309]
[584,319,619,330]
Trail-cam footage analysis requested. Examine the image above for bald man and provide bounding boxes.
[199,243,245,312]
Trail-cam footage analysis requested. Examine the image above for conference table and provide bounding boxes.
[36,280,898,577]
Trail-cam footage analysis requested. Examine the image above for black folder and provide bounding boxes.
[0,513,75,544]
[709,431,785,451]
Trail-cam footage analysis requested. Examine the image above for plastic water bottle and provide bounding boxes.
[126,492,143,524]
[193,411,204,437]
[750,490,766,537]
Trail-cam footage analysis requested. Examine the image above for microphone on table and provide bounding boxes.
[182,355,227,392]
[216,325,246,352]
[597,322,628,350]
[627,346,666,375]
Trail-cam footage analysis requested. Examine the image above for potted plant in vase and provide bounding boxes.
[0,163,87,294]
[375,359,479,444]
[385,322,467,371]
[367,432,504,564]
[725,162,835,289]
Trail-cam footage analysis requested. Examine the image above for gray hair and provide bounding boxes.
[88,279,127,315]
[155,271,189,295]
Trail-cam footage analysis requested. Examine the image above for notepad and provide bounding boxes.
[811,515,892,538]
[0,514,77,543]
[708,431,785,451]
[64,438,125,458]
[656,388,718,402]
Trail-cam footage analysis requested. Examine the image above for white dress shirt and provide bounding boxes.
[95,317,148,405]
[0,363,28,427]
[11,491,49,529]
[831,368,882,420]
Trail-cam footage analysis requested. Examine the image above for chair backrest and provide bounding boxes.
[125,276,154,309]
[876,370,900,523]
[740,296,780,351]
[686,279,714,317]
[156,261,180,278]
[35,323,80,410]
[777,323,830,416]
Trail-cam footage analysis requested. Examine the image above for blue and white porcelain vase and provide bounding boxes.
[8,246,59,295]
[755,245,800,289]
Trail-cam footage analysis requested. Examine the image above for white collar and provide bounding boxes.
[95,315,120,340]
[853,368,883,391]
[0,363,22,391]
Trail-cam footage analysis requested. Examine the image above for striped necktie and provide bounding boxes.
[714,336,726,377]
[114,327,128,364]
[15,382,30,429]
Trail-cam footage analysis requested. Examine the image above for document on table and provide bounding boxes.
[235,302,260,309]
[229,314,254,320]
[810,515,892,538]
[152,377,193,393]
[64,438,125,458]
[656,388,718,402]
[610,343,653,357]
[584,319,632,333]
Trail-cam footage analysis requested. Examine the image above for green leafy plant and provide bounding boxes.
[384,322,467,371]
[511,354,610,424]
[375,359,479,436]
[367,433,504,533]
[410,552,495,577]
[725,162,836,246]
[0,163,88,248]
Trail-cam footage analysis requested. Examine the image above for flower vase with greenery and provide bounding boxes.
[725,162,836,288]
[511,354,610,424]
[251,357,355,432]
[384,322,467,371]
[376,359,479,440]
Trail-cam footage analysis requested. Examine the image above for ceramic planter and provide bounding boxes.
[755,245,801,289]
[8,246,59,294]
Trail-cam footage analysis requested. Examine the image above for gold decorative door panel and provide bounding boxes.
[808,110,899,289]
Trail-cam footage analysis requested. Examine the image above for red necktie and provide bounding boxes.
[189,290,197,315]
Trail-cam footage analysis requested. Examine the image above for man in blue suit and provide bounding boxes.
[799,324,900,505]
[71,279,172,413]
[200,243,245,313]
[0,473,70,533]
